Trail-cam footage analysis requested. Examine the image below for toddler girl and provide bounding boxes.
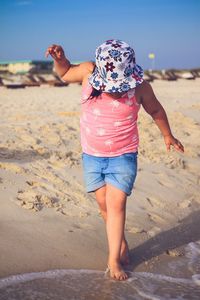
[45,39,184,281]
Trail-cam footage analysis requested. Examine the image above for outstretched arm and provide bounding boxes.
[138,81,184,153]
[45,44,94,83]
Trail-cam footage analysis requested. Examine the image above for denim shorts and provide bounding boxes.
[82,152,138,196]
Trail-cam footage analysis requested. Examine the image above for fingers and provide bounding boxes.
[45,44,56,58]
[173,140,184,153]
[166,139,184,153]
[45,46,58,58]
[45,44,64,60]
[166,142,171,152]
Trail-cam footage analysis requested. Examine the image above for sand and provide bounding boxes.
[0,79,200,280]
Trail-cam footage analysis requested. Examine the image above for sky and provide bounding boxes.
[0,0,200,69]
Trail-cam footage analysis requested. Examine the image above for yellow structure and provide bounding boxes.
[148,53,155,59]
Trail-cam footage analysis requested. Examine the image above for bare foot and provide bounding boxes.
[120,239,130,265]
[107,261,128,281]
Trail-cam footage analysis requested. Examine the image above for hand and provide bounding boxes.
[45,44,66,62]
[164,135,184,153]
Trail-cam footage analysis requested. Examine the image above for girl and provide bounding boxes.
[45,39,184,281]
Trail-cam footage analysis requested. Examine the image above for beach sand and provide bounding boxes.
[0,79,200,297]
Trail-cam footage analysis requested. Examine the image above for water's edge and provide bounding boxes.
[0,242,200,300]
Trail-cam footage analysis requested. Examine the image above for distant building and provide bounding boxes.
[0,60,53,74]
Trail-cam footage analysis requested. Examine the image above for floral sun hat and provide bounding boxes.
[89,39,144,93]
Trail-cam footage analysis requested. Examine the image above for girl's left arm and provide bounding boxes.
[138,81,184,153]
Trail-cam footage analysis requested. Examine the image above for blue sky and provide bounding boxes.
[0,0,200,69]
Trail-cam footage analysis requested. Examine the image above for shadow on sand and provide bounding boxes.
[0,147,51,163]
[129,210,200,270]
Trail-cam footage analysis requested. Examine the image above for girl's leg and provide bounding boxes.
[95,185,107,221]
[105,183,128,280]
[95,186,130,265]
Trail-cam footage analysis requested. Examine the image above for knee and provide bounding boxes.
[106,198,126,213]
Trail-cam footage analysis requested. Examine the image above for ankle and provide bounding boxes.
[108,258,121,267]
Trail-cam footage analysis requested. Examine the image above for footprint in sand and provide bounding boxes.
[126,226,147,234]
[146,196,165,208]
[153,172,176,188]
[147,226,161,237]
[26,180,40,187]
[49,151,80,167]
[157,179,175,188]
[72,222,92,230]
[167,158,187,170]
[147,213,167,224]
[17,189,60,211]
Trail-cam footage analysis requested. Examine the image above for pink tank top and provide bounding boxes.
[80,83,140,157]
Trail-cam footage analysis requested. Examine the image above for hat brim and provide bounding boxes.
[89,64,144,93]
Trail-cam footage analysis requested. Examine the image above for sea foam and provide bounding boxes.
[0,242,200,300]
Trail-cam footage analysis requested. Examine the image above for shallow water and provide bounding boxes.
[0,242,200,300]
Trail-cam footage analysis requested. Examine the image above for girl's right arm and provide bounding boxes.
[45,44,94,84]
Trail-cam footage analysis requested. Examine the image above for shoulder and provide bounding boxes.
[62,61,95,84]
[71,61,95,78]
[81,61,95,86]
[135,80,153,95]
[78,61,95,73]
[135,80,155,104]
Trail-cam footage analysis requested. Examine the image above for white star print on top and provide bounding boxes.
[80,83,140,157]
[97,128,106,136]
